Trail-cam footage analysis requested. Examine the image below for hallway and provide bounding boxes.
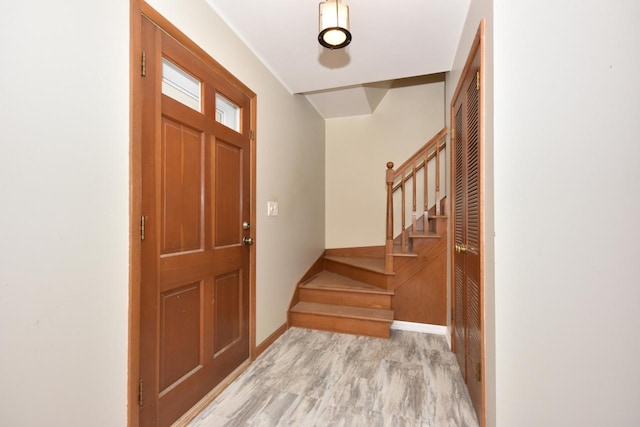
[188,328,478,426]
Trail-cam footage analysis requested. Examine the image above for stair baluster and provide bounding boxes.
[424,151,429,221]
[384,127,448,273]
[412,165,417,234]
[436,140,441,215]
[401,171,406,254]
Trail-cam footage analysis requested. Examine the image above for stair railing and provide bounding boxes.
[385,127,448,273]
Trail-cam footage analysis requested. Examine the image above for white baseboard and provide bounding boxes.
[391,320,447,336]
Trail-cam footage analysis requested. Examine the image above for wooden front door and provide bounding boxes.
[139,16,254,427]
[451,22,484,425]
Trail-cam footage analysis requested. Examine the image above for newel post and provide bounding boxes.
[385,162,395,273]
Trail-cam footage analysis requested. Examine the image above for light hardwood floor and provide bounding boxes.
[187,327,478,427]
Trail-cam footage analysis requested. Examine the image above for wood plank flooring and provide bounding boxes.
[187,328,478,427]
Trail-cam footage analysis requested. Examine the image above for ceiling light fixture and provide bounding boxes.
[318,0,352,49]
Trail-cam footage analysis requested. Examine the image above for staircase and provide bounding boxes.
[288,128,448,339]
[289,270,394,338]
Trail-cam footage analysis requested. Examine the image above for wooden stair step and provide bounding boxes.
[300,271,393,309]
[391,248,418,258]
[291,302,393,322]
[323,256,393,289]
[289,302,393,338]
[301,271,393,294]
[409,232,441,239]
[324,256,392,275]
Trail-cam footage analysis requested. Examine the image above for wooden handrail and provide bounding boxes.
[391,140,447,192]
[392,128,448,180]
[384,127,448,273]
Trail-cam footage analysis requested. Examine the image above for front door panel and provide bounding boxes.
[140,16,253,427]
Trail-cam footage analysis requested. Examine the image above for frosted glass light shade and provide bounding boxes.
[318,0,351,49]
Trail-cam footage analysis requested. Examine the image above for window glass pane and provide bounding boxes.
[215,94,240,132]
[162,58,201,112]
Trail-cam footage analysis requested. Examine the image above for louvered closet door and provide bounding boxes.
[465,65,482,417]
[453,102,466,379]
[451,33,483,423]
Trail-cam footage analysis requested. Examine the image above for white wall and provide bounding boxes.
[0,1,129,426]
[493,1,640,426]
[325,77,445,248]
[145,0,326,344]
[445,0,494,424]
[0,0,324,424]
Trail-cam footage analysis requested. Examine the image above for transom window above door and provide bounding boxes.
[161,58,202,112]
[215,93,240,132]
[160,57,243,134]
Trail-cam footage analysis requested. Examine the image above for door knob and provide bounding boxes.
[242,236,254,246]
[455,243,467,253]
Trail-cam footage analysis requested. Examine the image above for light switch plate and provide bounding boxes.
[267,201,279,216]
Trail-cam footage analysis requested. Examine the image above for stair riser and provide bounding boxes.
[324,259,389,289]
[428,217,447,234]
[410,237,442,255]
[299,288,392,310]
[290,312,391,339]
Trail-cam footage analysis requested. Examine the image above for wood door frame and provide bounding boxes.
[128,1,257,425]
[449,19,485,427]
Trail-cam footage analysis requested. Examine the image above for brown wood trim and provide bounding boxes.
[290,302,393,322]
[287,253,326,326]
[299,253,327,284]
[391,141,447,192]
[170,358,251,427]
[325,246,385,258]
[246,44,258,360]
[254,322,288,358]
[296,253,326,288]
[249,94,257,361]
[392,128,448,180]
[450,23,483,119]
[139,2,255,99]
[128,1,143,426]
[478,19,487,427]
[289,311,391,339]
